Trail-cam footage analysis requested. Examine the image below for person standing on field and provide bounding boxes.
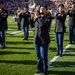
[54,4,66,56]
[67,2,75,44]
[31,4,53,75]
[0,1,8,49]
[22,6,30,40]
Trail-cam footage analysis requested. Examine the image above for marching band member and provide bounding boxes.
[54,4,66,56]
[0,1,8,49]
[31,4,53,75]
[22,6,31,40]
[67,1,75,44]
[16,6,22,30]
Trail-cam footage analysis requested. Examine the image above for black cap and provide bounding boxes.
[59,4,64,7]
[0,1,4,4]
[40,4,48,9]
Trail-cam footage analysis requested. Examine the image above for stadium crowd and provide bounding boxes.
[4,0,72,14]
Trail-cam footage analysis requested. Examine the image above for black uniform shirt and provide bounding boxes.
[67,9,75,26]
[54,11,66,33]
[32,14,53,44]
[0,8,8,31]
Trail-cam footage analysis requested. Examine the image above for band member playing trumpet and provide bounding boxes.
[54,4,66,56]
[67,1,75,44]
[22,6,31,40]
[16,6,22,30]
[31,4,53,75]
[0,1,8,49]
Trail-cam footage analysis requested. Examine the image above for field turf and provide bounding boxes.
[0,16,75,75]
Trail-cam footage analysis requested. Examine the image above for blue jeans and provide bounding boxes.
[34,44,48,72]
[17,21,21,30]
[55,33,64,55]
[68,25,73,43]
[23,25,29,40]
[73,27,75,42]
[0,31,6,48]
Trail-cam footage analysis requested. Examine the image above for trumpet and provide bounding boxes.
[28,0,36,9]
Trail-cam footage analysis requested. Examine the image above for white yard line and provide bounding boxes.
[7,31,32,35]
[18,31,32,35]
[10,31,22,34]
[8,29,12,30]
[48,44,71,66]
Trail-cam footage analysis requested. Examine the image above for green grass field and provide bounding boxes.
[0,16,75,75]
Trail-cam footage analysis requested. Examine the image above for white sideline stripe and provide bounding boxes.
[34,74,40,75]
[48,44,71,66]
[7,31,32,35]
[19,31,32,34]
[8,29,12,30]
[9,31,22,34]
[63,44,71,52]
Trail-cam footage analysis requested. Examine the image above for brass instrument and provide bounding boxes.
[28,0,36,9]
[12,9,24,22]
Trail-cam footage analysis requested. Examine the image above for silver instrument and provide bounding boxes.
[28,0,36,9]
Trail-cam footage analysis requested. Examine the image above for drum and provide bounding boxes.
[12,16,19,22]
